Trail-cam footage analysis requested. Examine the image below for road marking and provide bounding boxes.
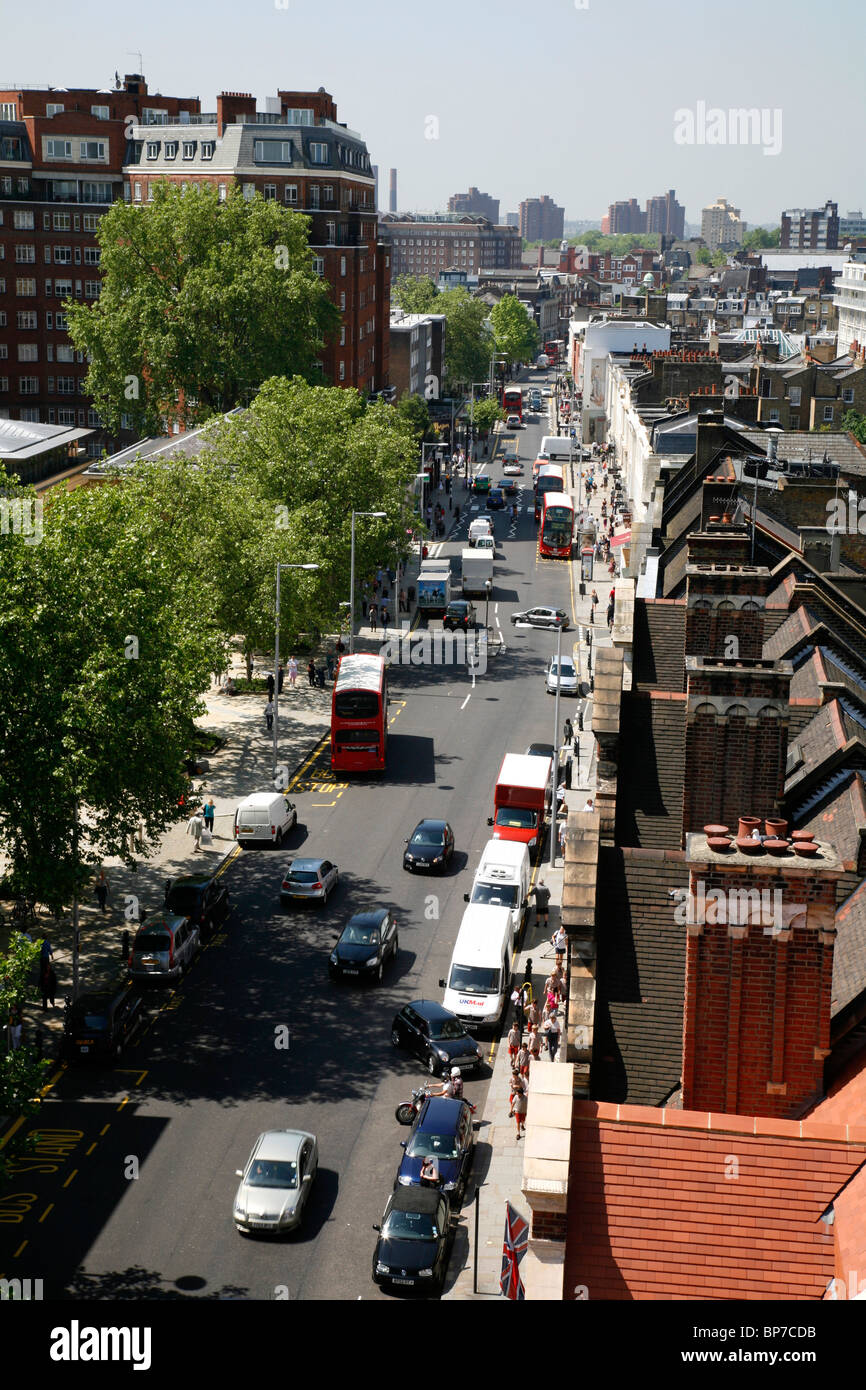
[86,1143,97,1156]
[38,1204,53,1223]
[13,1241,26,1258]
[100,1124,111,1137]
[116,1096,129,1113]
[0,1115,26,1152]
[460,693,472,710]
[62,1170,77,1189]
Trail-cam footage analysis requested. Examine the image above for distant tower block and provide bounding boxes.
[389,168,397,213]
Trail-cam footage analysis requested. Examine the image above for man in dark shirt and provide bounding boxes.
[530,880,551,927]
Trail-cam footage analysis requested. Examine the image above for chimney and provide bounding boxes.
[683,655,792,834]
[694,410,730,479]
[681,831,842,1118]
[216,92,256,137]
[698,472,742,532]
[684,559,772,661]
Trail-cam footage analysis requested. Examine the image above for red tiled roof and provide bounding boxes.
[566,1102,866,1300]
[810,1053,866,1297]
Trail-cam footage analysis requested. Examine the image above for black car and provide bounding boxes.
[391,999,483,1077]
[487,488,506,510]
[443,601,476,633]
[62,981,144,1063]
[164,872,230,939]
[498,477,518,497]
[403,819,455,873]
[372,1185,452,1295]
[329,909,398,983]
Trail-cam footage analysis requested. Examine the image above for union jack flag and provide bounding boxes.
[500,1202,528,1300]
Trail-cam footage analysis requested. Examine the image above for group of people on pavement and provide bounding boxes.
[504,884,569,1139]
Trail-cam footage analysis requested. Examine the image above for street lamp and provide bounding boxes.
[349,511,387,654]
[549,618,565,869]
[273,562,319,780]
[484,577,493,632]
[415,472,428,563]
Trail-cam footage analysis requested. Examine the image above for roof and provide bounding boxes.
[566,1102,866,1300]
[406,998,456,1021]
[833,880,866,1016]
[417,1096,465,1129]
[615,692,686,848]
[497,753,551,790]
[334,653,385,693]
[388,1183,442,1215]
[256,1129,310,1161]
[0,417,91,461]
[632,599,687,693]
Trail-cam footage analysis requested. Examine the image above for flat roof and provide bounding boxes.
[498,753,551,790]
[334,652,385,693]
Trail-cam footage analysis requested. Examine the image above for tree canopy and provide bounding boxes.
[489,294,539,366]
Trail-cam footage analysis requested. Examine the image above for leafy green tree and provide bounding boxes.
[841,409,866,445]
[469,397,505,435]
[391,275,439,313]
[0,933,49,1182]
[696,248,713,265]
[66,184,340,436]
[490,294,539,366]
[435,289,494,393]
[393,393,430,442]
[743,227,780,250]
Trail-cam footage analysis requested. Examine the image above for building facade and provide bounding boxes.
[519,196,564,242]
[781,201,839,250]
[447,186,499,223]
[701,197,745,248]
[645,189,685,239]
[378,214,521,280]
[835,252,866,356]
[388,311,445,400]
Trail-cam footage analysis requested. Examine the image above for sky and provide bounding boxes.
[4,0,864,227]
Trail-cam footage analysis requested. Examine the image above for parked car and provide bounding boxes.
[487,488,506,510]
[396,1097,474,1208]
[546,655,579,695]
[234,791,298,847]
[280,857,339,906]
[525,742,556,760]
[233,1130,318,1235]
[62,980,144,1063]
[328,908,398,983]
[403,819,455,873]
[164,872,230,939]
[443,601,476,633]
[372,1185,452,1294]
[511,606,570,630]
[129,911,199,985]
[390,999,484,1076]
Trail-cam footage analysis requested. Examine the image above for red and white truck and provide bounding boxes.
[487,753,551,852]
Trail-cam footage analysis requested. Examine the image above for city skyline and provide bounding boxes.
[3,0,863,226]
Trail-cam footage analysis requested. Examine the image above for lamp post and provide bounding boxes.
[549,618,564,869]
[484,577,493,633]
[273,562,319,781]
[349,510,387,654]
[415,472,427,564]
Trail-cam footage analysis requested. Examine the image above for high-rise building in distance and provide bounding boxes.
[447,186,499,224]
[781,201,839,250]
[701,197,745,248]
[519,195,564,242]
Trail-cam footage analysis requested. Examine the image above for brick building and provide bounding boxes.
[447,186,499,223]
[388,310,445,400]
[781,200,839,250]
[518,195,564,242]
[378,214,521,279]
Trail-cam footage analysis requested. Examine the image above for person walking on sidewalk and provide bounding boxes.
[399,588,407,614]
[563,717,574,749]
[203,799,216,835]
[95,870,109,913]
[287,657,297,688]
[40,959,57,1010]
[266,672,275,702]
[264,698,274,731]
[507,1019,522,1063]
[525,996,541,1035]
[307,658,316,687]
[516,1041,530,1079]
[542,1011,561,1062]
[187,809,204,852]
[530,879,550,929]
[607,601,614,632]
[551,924,567,969]
[528,1028,542,1065]
[369,604,378,633]
[510,1085,528,1139]
[590,589,598,624]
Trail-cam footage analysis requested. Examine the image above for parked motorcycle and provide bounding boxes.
[396,1085,432,1125]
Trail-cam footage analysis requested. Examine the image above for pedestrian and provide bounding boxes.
[511,1085,528,1139]
[528,1028,542,1063]
[187,810,204,852]
[607,602,614,631]
[516,1041,530,1078]
[287,656,297,688]
[264,698,274,731]
[558,819,567,859]
[382,609,389,640]
[525,997,541,1034]
[563,717,574,748]
[95,870,109,913]
[399,588,407,614]
[531,879,550,928]
[509,1068,525,1110]
[278,662,285,694]
[40,960,57,1011]
[507,1019,522,1062]
[203,798,216,835]
[542,1012,561,1062]
[307,657,316,686]
[266,672,275,702]
[8,1005,24,1051]
[590,589,598,623]
[40,937,53,964]
[454,505,461,523]
[551,924,568,968]
[369,604,377,632]
[581,796,594,813]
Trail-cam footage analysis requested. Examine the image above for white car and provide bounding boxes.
[505,414,523,430]
[234,1130,318,1235]
[503,460,524,476]
[546,656,579,695]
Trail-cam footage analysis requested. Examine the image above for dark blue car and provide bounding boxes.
[395,1097,474,1207]
[487,488,505,510]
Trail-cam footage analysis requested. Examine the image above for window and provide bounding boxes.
[309,186,320,209]
[340,255,346,277]
[54,275,72,296]
[79,141,106,162]
[339,361,345,381]
[768,409,780,422]
[340,326,346,346]
[146,142,160,159]
[15,245,35,263]
[44,138,73,160]
[18,376,40,394]
[83,213,100,231]
[58,407,75,425]
[147,185,154,201]
[91,105,110,120]
[164,141,178,160]
[823,405,834,422]
[56,344,74,362]
[312,257,324,276]
[285,184,297,204]
[0,102,17,120]
[12,211,34,234]
[15,278,36,296]
[84,247,100,266]
[20,407,40,422]
[263,184,277,201]
[340,291,346,311]
[57,376,76,394]
[55,312,69,329]
[254,139,293,164]
[46,103,65,116]
[843,388,854,404]
[17,344,38,362]
[54,247,72,264]
[87,409,101,427]
[788,387,801,406]
[17,312,37,329]
[85,281,100,299]
[201,142,215,160]
[0,377,7,391]
[323,184,333,202]
[45,311,52,329]
[182,142,196,160]
[218,184,226,202]
[243,183,255,201]
[309,142,329,164]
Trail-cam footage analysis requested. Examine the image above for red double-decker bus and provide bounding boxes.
[330,653,388,773]
[502,385,523,421]
[539,491,575,559]
[534,462,564,521]
[543,340,562,365]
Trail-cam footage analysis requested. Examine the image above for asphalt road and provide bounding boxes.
[0,370,583,1302]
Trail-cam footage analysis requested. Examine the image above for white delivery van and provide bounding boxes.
[440,905,514,1029]
[234,791,298,847]
[464,839,530,938]
[468,517,494,547]
[461,547,494,598]
[540,435,574,462]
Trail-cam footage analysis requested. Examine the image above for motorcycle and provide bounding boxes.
[396,1085,431,1125]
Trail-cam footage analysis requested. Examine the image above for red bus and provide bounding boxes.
[534,462,564,521]
[330,653,388,773]
[502,385,523,421]
[543,340,562,365]
[539,491,575,559]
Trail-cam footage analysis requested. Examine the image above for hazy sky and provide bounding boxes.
[5,0,864,226]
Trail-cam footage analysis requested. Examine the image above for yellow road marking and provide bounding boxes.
[114,1070,147,1086]
[0,1115,25,1152]
[86,1143,97,1156]
[99,1125,110,1136]
[61,1170,77,1189]
[38,1204,53,1223]
[116,1097,129,1113]
[13,1241,26,1258]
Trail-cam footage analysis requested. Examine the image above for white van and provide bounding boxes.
[464,839,530,938]
[234,791,298,847]
[468,517,494,547]
[440,905,514,1029]
[540,435,574,462]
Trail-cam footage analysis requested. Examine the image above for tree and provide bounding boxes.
[696,248,713,265]
[435,289,494,393]
[490,294,539,367]
[66,184,340,436]
[391,275,439,314]
[393,393,430,443]
[0,933,49,1182]
[841,409,866,445]
[469,396,505,435]
[744,227,780,250]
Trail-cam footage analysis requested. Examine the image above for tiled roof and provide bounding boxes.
[763,605,820,660]
[592,848,687,1105]
[565,1102,866,1300]
[785,700,860,791]
[616,693,686,849]
[832,879,866,1016]
[631,600,687,693]
[790,771,866,876]
[809,1051,866,1295]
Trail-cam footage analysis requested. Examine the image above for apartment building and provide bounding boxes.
[519,195,564,242]
[700,196,745,248]
[388,310,445,399]
[781,200,839,250]
[447,186,499,223]
[378,214,521,279]
[835,251,866,356]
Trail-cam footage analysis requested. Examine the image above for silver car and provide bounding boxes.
[280,857,339,905]
[546,656,579,695]
[234,1130,318,1235]
[129,911,200,984]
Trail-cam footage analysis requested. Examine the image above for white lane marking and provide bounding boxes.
[494,603,499,614]
[461,691,472,709]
